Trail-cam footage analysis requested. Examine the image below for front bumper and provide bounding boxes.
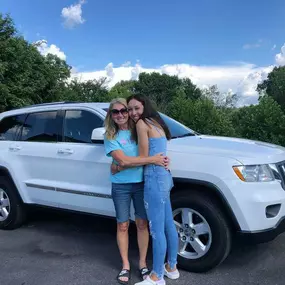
[217,178,285,232]
[237,216,285,244]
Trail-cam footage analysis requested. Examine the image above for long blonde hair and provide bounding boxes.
[104,98,132,140]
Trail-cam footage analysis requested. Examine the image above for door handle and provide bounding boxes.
[57,149,74,154]
[9,145,22,151]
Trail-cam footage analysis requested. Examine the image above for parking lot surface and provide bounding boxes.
[0,209,284,285]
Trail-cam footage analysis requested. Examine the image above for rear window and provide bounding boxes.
[0,114,26,141]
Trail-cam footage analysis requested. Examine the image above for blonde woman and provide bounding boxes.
[104,98,168,285]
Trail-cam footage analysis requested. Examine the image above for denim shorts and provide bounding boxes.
[112,182,148,223]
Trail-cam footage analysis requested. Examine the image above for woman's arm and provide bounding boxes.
[108,120,169,174]
[136,119,170,172]
[104,132,166,168]
[110,149,165,168]
[111,155,170,174]
[136,119,150,157]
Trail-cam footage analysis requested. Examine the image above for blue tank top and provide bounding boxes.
[143,119,170,177]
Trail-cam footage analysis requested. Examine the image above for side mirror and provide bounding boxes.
[91,127,105,144]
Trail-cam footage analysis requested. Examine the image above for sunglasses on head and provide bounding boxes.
[111,108,128,115]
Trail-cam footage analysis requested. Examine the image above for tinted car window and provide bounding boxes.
[0,114,26,141]
[21,111,58,142]
[63,110,104,143]
[159,114,195,138]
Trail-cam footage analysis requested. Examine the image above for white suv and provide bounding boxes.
[0,101,285,273]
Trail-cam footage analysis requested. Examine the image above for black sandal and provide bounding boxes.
[117,269,131,285]
[139,267,150,280]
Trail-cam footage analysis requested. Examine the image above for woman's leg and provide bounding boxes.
[135,218,149,269]
[134,174,173,285]
[144,187,167,281]
[112,183,132,283]
[117,221,131,270]
[132,182,150,272]
[164,197,179,274]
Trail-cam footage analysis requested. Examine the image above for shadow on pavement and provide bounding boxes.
[25,207,153,271]
[25,206,279,273]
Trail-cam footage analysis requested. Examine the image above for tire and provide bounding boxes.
[0,176,26,230]
[171,190,232,273]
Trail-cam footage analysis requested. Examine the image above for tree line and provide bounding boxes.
[1,13,285,146]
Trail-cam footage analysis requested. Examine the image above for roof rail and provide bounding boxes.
[15,101,81,110]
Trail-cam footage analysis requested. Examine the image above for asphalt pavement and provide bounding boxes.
[0,208,284,285]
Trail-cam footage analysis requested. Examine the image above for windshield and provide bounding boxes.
[159,113,196,138]
[102,108,196,138]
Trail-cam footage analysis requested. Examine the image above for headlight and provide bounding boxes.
[233,164,275,182]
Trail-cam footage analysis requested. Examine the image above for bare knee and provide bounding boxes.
[136,219,148,232]
[118,222,129,233]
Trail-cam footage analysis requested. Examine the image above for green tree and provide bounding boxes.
[168,93,236,137]
[202,85,240,108]
[38,54,71,103]
[108,80,136,99]
[257,66,285,109]
[60,78,109,102]
[231,95,285,146]
[0,13,71,111]
[180,78,202,100]
[133,72,202,112]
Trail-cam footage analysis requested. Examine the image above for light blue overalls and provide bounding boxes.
[143,120,178,280]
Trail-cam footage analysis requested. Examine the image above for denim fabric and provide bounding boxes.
[112,182,147,223]
[144,137,178,280]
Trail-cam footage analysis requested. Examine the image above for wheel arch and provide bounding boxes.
[0,166,24,203]
[172,177,241,232]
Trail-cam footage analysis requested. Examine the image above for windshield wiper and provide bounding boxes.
[172,133,196,139]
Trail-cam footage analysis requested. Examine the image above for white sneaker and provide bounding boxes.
[134,275,166,285]
[164,264,180,280]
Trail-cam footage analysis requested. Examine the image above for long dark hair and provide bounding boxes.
[126,94,171,143]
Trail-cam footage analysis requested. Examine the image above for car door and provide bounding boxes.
[5,109,64,207]
[53,106,115,218]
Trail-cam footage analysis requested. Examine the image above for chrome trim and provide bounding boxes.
[26,183,55,191]
[269,164,282,181]
[25,183,112,199]
[281,164,285,175]
[56,187,112,198]
[272,161,285,190]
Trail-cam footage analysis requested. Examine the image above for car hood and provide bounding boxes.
[168,134,285,164]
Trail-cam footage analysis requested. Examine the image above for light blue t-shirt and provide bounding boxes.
[104,130,143,184]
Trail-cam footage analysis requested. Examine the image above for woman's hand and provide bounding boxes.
[111,162,120,175]
[111,154,170,174]
[152,153,170,168]
[164,156,170,170]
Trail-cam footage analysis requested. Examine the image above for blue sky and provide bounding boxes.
[1,0,284,69]
[1,0,285,105]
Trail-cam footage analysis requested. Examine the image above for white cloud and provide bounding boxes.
[275,44,285,66]
[235,66,274,106]
[61,0,86,29]
[131,63,142,80]
[34,40,67,61]
[67,42,285,107]
[70,62,271,106]
[243,39,263,50]
[105,62,115,79]
[121,61,131,67]
[71,66,78,74]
